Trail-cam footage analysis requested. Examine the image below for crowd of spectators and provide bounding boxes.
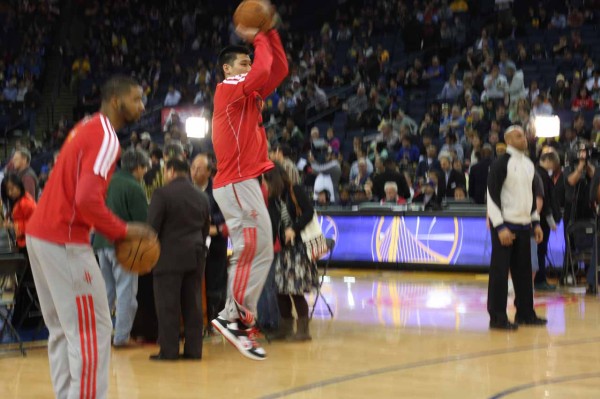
[55,1,600,212]
[0,0,58,138]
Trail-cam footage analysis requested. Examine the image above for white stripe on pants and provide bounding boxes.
[213,178,273,324]
[26,236,112,399]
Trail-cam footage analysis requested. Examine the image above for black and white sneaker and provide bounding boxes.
[211,317,267,361]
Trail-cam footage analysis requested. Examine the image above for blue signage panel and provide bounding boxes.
[317,214,565,269]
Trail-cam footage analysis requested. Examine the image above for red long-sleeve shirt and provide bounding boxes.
[212,29,289,188]
[27,113,128,244]
[12,192,36,248]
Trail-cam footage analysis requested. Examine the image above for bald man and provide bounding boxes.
[190,154,228,333]
[486,126,547,330]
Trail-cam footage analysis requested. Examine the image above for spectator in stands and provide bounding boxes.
[343,84,368,128]
[573,113,591,141]
[164,85,182,107]
[10,149,38,200]
[439,73,463,102]
[392,109,418,136]
[441,133,464,162]
[419,113,439,137]
[583,58,597,81]
[349,158,370,191]
[423,55,445,82]
[506,61,526,113]
[326,127,340,155]
[144,148,163,187]
[532,92,553,116]
[568,7,585,28]
[469,144,494,204]
[550,10,567,29]
[474,28,492,51]
[376,120,400,153]
[572,87,595,113]
[370,158,410,202]
[396,135,420,164]
[412,179,441,210]
[550,74,571,109]
[416,144,441,180]
[316,190,331,207]
[585,69,600,102]
[380,182,406,205]
[3,173,36,250]
[438,152,466,198]
[3,79,18,102]
[453,186,467,200]
[482,65,508,102]
[350,147,373,179]
[310,148,341,204]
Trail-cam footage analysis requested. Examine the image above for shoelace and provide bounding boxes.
[246,327,261,348]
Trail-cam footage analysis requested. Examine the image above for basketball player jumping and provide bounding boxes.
[210,14,288,359]
[26,75,155,399]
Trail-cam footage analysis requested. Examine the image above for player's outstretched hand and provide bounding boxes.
[126,222,157,240]
[236,25,260,43]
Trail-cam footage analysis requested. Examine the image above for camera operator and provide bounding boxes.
[565,144,595,228]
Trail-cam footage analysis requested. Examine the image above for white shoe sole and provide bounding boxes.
[211,319,267,361]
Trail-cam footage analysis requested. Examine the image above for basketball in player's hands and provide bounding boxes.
[115,236,161,275]
[233,0,274,32]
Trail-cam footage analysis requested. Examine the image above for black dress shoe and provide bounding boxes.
[149,353,179,361]
[489,320,519,330]
[514,316,547,326]
[180,354,202,360]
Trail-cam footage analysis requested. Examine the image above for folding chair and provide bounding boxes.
[310,238,335,319]
[563,220,596,287]
[0,253,28,356]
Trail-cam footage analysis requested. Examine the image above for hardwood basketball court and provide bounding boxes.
[2,269,600,398]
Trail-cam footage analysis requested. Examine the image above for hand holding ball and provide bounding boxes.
[115,223,160,275]
[233,0,275,34]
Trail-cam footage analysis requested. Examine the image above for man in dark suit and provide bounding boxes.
[469,144,494,204]
[371,158,411,201]
[437,153,466,199]
[415,144,442,180]
[148,158,210,360]
[191,154,229,335]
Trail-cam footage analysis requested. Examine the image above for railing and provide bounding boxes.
[304,84,357,132]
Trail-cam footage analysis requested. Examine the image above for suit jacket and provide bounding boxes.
[372,169,411,200]
[148,176,211,274]
[412,192,442,210]
[415,158,441,179]
[468,157,492,204]
[437,169,466,199]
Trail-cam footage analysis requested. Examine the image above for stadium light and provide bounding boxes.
[534,115,560,138]
[185,116,209,139]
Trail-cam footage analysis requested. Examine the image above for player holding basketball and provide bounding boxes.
[26,75,155,398]
[211,4,288,360]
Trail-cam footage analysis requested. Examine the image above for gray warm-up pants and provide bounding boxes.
[213,178,274,325]
[26,235,112,399]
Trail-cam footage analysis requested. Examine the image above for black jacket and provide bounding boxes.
[372,169,411,200]
[148,176,211,274]
[412,192,442,210]
[469,158,492,204]
[268,184,314,245]
[415,158,441,179]
[536,165,561,225]
[437,169,466,199]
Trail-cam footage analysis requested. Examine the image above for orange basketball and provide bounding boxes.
[115,236,161,275]
[233,0,273,32]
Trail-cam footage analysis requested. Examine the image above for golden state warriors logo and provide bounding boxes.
[372,216,463,264]
[317,215,338,258]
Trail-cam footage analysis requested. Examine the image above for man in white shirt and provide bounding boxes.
[164,85,182,107]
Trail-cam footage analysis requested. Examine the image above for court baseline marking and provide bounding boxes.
[488,372,600,398]
[259,335,600,398]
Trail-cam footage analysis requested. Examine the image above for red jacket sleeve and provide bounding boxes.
[239,33,273,97]
[13,194,36,239]
[75,173,128,241]
[258,29,289,99]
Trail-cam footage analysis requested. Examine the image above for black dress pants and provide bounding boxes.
[488,228,537,323]
[154,266,204,358]
[534,221,551,284]
[205,238,228,322]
